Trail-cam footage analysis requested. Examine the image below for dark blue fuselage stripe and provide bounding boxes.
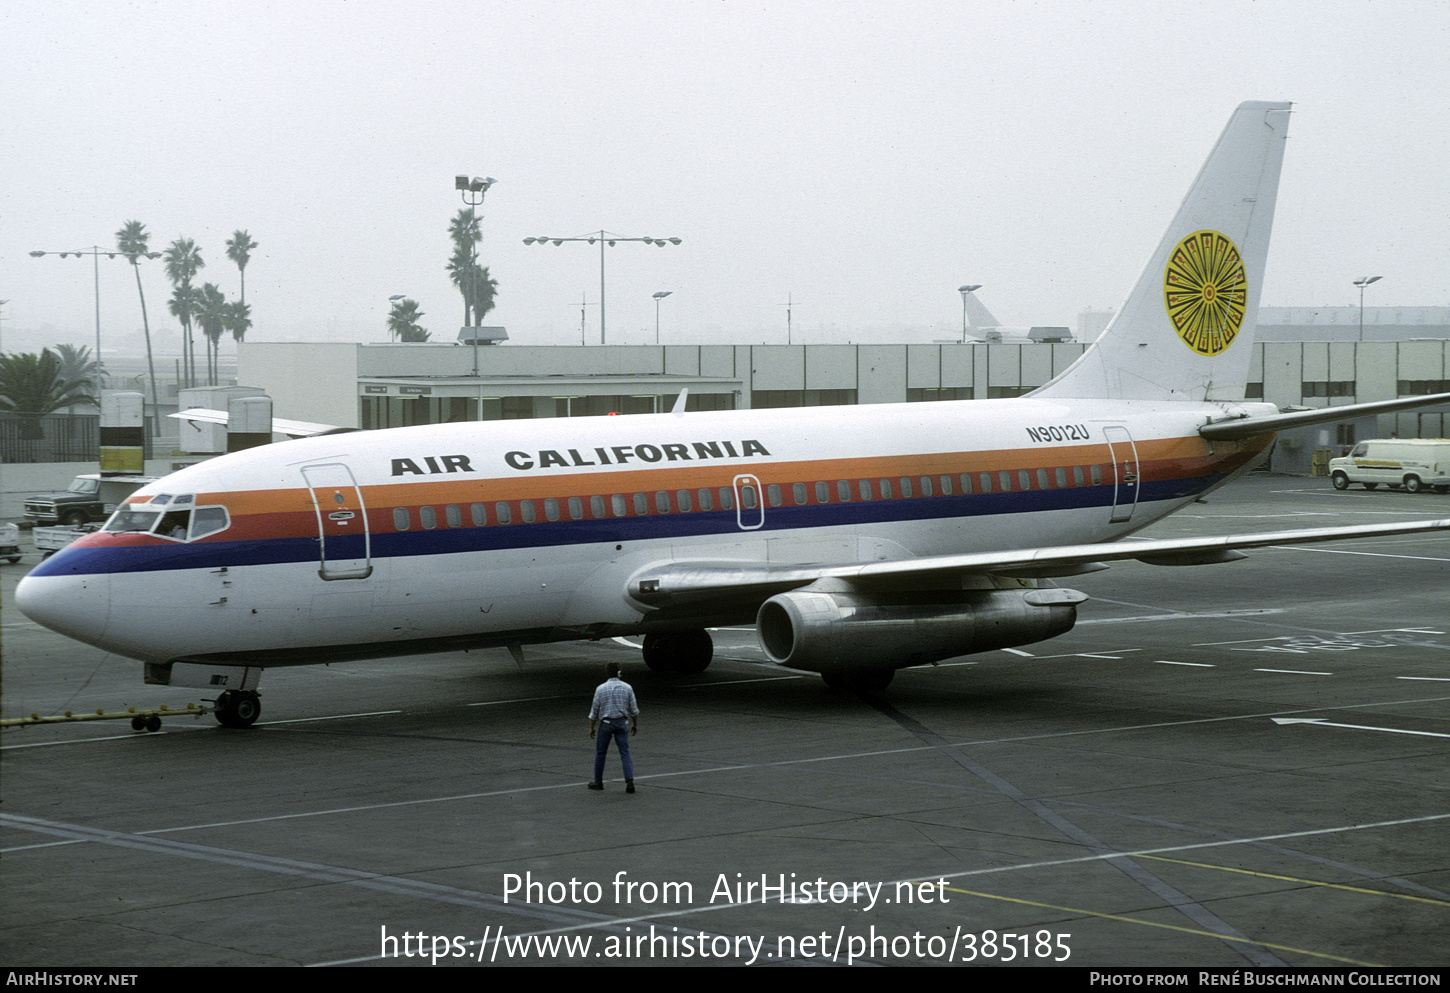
[31,473,1227,577]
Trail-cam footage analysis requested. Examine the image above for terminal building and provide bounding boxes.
[238,306,1450,477]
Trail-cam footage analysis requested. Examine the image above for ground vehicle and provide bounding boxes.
[1328,440,1450,493]
[0,523,21,564]
[22,474,158,526]
[34,524,100,558]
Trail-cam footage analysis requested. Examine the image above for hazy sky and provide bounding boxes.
[3,0,1447,357]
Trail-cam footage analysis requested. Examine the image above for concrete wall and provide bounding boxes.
[239,343,361,429]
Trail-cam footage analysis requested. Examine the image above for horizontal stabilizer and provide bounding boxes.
[1200,391,1450,440]
[169,408,349,439]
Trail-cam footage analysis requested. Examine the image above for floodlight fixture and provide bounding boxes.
[522,231,682,344]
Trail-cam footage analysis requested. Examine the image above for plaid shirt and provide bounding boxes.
[589,677,639,721]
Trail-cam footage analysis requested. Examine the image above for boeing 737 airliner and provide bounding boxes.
[16,102,1450,726]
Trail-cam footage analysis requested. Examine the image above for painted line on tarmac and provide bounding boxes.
[1274,546,1450,562]
[8,694,1448,846]
[1132,853,1450,907]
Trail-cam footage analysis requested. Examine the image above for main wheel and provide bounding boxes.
[214,689,261,728]
[1404,475,1424,493]
[1331,472,1350,491]
[641,630,713,673]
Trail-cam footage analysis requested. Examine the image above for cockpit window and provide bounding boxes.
[190,506,230,540]
[104,509,162,533]
[159,510,192,539]
[102,504,231,542]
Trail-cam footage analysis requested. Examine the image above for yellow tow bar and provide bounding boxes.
[1,703,207,733]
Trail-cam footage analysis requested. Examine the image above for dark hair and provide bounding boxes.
[605,662,622,678]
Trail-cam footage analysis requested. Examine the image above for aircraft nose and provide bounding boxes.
[15,571,112,649]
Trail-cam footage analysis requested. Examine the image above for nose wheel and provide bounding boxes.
[214,689,261,728]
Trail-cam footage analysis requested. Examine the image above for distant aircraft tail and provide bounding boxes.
[1034,101,1291,402]
[963,292,1001,331]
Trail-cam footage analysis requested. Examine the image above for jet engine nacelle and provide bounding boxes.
[756,587,1088,674]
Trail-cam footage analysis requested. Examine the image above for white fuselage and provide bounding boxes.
[16,397,1273,667]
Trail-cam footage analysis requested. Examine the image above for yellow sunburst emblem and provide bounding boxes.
[1164,230,1247,355]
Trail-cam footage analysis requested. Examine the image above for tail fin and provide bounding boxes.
[963,291,1001,331]
[1035,101,1291,401]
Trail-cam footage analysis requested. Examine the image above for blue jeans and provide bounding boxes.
[594,718,634,782]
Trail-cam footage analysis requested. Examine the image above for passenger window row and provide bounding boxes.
[394,486,739,532]
[389,464,1112,532]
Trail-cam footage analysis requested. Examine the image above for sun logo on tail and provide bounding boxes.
[1164,230,1247,355]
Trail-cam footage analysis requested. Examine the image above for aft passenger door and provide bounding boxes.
[1103,426,1140,524]
[301,462,373,580]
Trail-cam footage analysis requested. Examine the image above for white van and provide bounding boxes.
[1328,439,1450,493]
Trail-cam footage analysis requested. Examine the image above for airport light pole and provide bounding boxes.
[779,293,796,344]
[29,247,158,373]
[958,284,981,344]
[524,231,680,344]
[652,290,672,344]
[1353,276,1382,342]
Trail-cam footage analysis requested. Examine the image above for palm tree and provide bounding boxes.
[194,283,229,385]
[387,298,429,342]
[225,230,257,306]
[164,238,204,386]
[447,248,499,328]
[116,220,161,427]
[0,350,99,441]
[168,283,200,386]
[50,342,102,415]
[448,208,500,326]
[224,299,252,351]
[52,343,102,396]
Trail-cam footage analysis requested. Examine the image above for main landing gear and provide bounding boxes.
[641,629,713,674]
[213,689,261,728]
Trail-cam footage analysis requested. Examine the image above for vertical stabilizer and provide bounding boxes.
[1035,101,1291,401]
[964,292,1001,330]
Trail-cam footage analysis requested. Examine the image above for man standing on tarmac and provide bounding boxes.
[588,662,639,793]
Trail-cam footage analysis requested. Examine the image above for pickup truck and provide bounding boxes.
[22,473,158,526]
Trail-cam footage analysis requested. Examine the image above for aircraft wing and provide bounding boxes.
[627,518,1450,609]
[1200,391,1450,440]
[168,408,350,438]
